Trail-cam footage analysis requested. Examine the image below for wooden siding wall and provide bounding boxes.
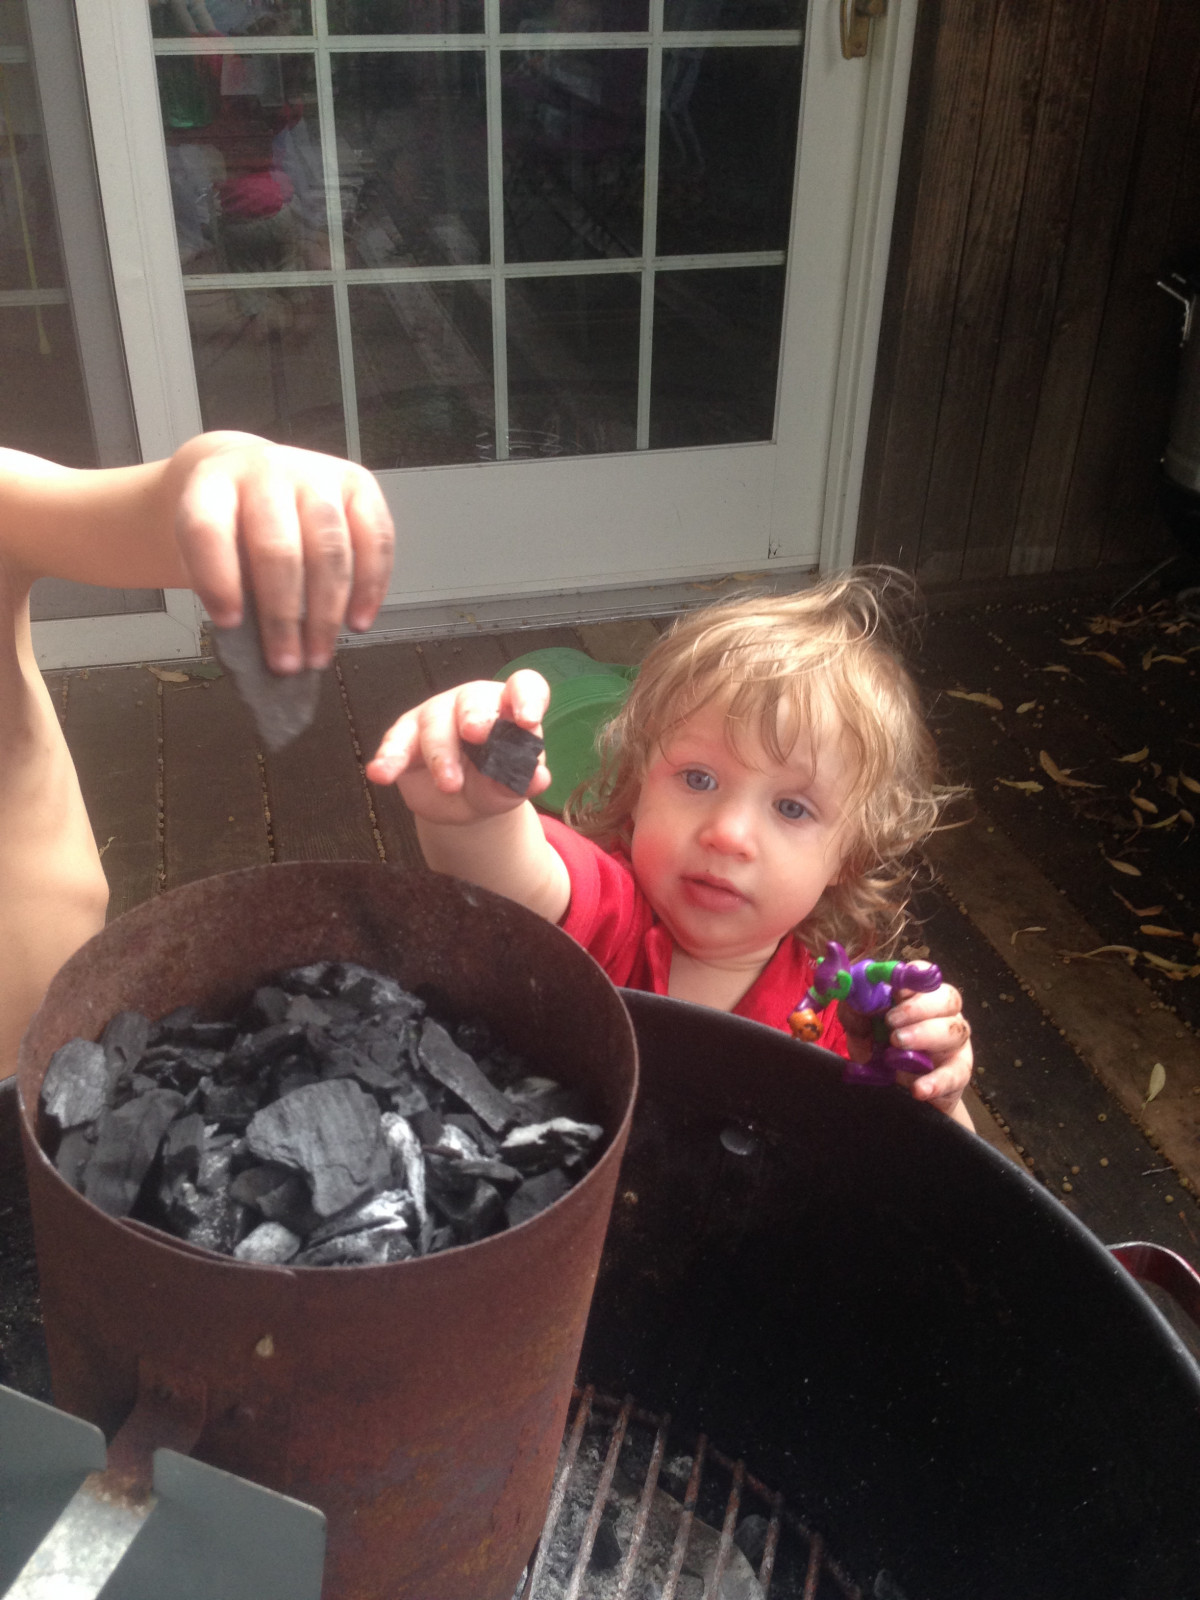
[858,0,1200,586]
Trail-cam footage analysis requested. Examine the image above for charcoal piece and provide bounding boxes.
[41,1039,112,1130]
[453,1018,495,1059]
[500,1117,603,1173]
[411,1108,444,1147]
[388,1081,430,1119]
[246,1078,391,1217]
[157,1112,206,1201]
[234,1222,302,1264]
[590,1514,623,1572]
[197,1131,240,1195]
[199,1079,261,1132]
[81,1088,185,1217]
[329,964,424,1020]
[417,1019,517,1134]
[295,1224,414,1267]
[169,1180,251,1254]
[443,1112,497,1156]
[176,1020,239,1049]
[279,962,336,996]
[101,1011,151,1074]
[733,1515,770,1568]
[154,1005,201,1040]
[273,1063,321,1100]
[504,1076,590,1125]
[424,1152,478,1200]
[430,1123,482,1162]
[242,986,290,1030]
[285,994,334,1029]
[427,1224,455,1254]
[429,1177,504,1243]
[457,1158,523,1193]
[228,1161,295,1209]
[463,719,544,795]
[212,588,322,753]
[505,1168,571,1228]
[137,1046,221,1095]
[306,1188,414,1246]
[226,1021,307,1073]
[252,1171,317,1235]
[54,1127,95,1189]
[381,1113,427,1226]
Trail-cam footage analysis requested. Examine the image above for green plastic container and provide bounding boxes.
[496,648,637,812]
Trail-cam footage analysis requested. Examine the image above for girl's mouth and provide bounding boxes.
[680,875,748,912]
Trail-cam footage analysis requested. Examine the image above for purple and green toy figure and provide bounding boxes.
[787,940,942,1086]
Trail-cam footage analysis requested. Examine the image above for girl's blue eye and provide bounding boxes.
[683,769,715,792]
[777,797,809,821]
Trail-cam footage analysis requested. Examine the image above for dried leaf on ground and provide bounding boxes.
[1082,650,1126,670]
[1041,664,1072,675]
[148,666,189,683]
[1061,636,1089,646]
[1104,857,1142,876]
[1141,951,1200,979]
[1145,812,1182,831]
[947,690,1003,710]
[1143,1062,1167,1108]
[999,778,1043,792]
[1130,792,1158,813]
[1016,700,1037,715]
[1143,650,1188,670]
[1141,925,1185,939]
[1010,926,1047,944]
[1039,750,1102,788]
[1060,944,1139,962]
[1114,891,1165,917]
[1180,773,1200,795]
[1118,747,1150,763]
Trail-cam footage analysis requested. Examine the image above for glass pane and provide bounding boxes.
[663,0,803,27]
[657,46,800,256]
[332,53,488,270]
[327,0,484,33]
[507,273,639,456]
[0,0,27,46]
[500,0,648,30]
[0,61,62,290]
[31,581,165,620]
[0,304,97,465]
[650,265,784,447]
[150,1,312,39]
[350,280,494,467]
[188,284,347,452]
[502,49,645,262]
[157,52,328,275]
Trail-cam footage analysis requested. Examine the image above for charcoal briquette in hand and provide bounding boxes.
[463,719,544,795]
[41,1039,112,1130]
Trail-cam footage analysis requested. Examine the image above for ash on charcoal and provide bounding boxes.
[463,718,544,794]
[40,961,602,1264]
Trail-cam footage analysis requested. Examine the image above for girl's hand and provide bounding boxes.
[365,670,552,825]
[890,977,974,1126]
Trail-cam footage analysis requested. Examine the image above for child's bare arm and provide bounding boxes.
[366,671,571,924]
[0,432,394,669]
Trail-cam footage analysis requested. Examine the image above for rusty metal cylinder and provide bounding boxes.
[17,862,638,1600]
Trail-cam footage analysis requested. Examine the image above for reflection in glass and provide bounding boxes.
[663,0,803,27]
[650,266,784,448]
[0,306,97,465]
[150,0,311,39]
[0,0,27,47]
[657,47,800,256]
[350,281,493,468]
[327,0,484,33]
[156,52,328,278]
[503,49,645,262]
[507,274,639,457]
[500,0,648,30]
[0,62,63,291]
[332,54,488,270]
[188,285,347,453]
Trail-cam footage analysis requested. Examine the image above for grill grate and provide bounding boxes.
[520,1388,863,1600]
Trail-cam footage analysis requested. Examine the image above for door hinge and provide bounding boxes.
[841,0,887,59]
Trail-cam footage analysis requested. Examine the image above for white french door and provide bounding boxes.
[70,0,916,647]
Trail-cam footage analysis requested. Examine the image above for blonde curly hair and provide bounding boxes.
[565,568,964,958]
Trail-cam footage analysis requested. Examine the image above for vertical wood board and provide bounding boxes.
[337,643,431,870]
[261,669,380,863]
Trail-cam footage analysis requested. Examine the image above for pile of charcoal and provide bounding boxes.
[38,960,604,1266]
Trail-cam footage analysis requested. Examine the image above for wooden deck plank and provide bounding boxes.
[338,643,430,869]
[421,634,509,692]
[160,673,270,889]
[496,625,585,662]
[62,666,159,920]
[41,671,67,724]
[261,669,380,864]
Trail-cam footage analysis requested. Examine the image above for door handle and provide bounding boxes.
[841,0,887,59]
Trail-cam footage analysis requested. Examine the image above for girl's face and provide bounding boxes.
[629,697,857,972]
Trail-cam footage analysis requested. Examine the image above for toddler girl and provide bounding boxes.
[367,570,975,1128]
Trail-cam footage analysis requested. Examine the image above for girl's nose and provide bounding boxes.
[698,800,756,857]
